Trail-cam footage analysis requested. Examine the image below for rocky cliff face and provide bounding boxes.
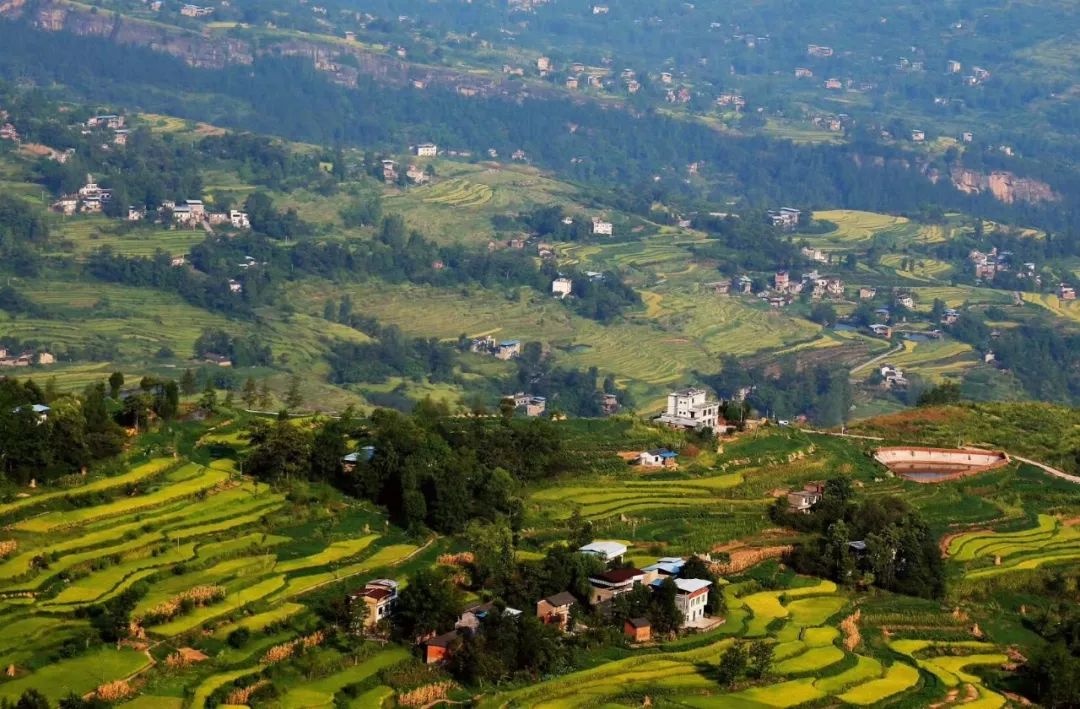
[1,1,496,91]
[950,167,1058,204]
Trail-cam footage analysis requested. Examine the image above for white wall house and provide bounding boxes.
[656,388,720,431]
[674,578,711,625]
[552,277,573,298]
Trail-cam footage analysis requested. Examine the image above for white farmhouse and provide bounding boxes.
[552,277,573,298]
[656,388,721,431]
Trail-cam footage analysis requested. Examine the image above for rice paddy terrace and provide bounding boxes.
[0,437,432,706]
[0,408,1074,706]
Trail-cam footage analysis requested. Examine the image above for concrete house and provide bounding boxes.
[787,488,821,513]
[552,277,573,298]
[495,340,521,360]
[589,567,645,605]
[674,578,712,625]
[536,591,577,631]
[591,219,614,236]
[349,579,399,630]
[638,449,678,468]
[656,388,720,431]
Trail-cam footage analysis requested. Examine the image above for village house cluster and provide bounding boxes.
[469,336,521,360]
[51,174,249,230]
[415,540,721,664]
[0,348,55,369]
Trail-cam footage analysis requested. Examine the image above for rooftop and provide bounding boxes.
[591,567,645,585]
[542,591,578,607]
[579,540,628,559]
[674,578,712,594]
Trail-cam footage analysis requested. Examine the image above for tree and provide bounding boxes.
[258,380,273,409]
[245,419,313,482]
[179,369,197,396]
[285,373,303,410]
[108,371,124,399]
[823,520,855,581]
[9,689,50,709]
[161,381,180,420]
[747,641,774,679]
[198,385,217,411]
[809,302,836,326]
[394,567,460,641]
[242,377,258,408]
[717,642,748,686]
[310,415,348,482]
[467,520,516,589]
[1023,641,1080,708]
[649,577,684,634]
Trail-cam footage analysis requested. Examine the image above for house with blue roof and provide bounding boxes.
[638,448,678,468]
[495,340,521,360]
[643,556,685,580]
[342,446,375,472]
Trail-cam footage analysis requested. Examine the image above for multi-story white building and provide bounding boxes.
[415,143,437,157]
[674,578,711,625]
[552,277,573,298]
[656,388,721,431]
[591,219,613,236]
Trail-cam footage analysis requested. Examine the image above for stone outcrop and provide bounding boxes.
[950,167,1057,204]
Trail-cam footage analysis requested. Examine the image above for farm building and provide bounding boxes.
[414,143,437,157]
[424,630,459,664]
[624,617,652,642]
[591,219,614,236]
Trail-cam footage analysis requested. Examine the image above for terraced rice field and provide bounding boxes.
[529,472,751,520]
[483,572,961,708]
[49,215,205,257]
[800,210,923,250]
[421,178,495,207]
[1023,292,1080,325]
[0,449,423,705]
[880,253,955,281]
[948,514,1080,578]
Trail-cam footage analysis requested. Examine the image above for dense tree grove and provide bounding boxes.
[707,355,853,426]
[775,478,946,598]
[243,402,574,533]
[0,379,136,484]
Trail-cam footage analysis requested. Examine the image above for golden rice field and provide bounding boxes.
[421,178,495,207]
[1023,292,1080,325]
